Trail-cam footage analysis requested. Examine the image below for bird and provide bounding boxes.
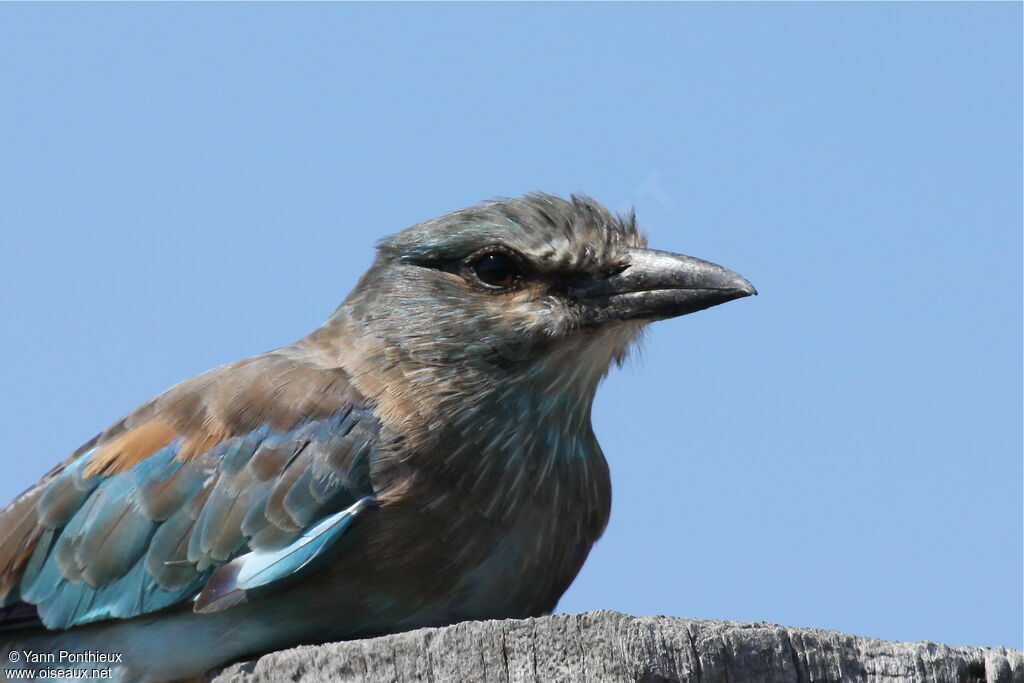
[0,193,755,681]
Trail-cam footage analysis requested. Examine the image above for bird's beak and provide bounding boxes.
[572,247,757,324]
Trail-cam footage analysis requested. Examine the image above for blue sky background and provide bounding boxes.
[1,3,1020,650]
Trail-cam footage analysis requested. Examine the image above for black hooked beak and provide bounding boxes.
[571,247,757,324]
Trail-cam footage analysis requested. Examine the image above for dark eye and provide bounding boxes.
[469,252,521,289]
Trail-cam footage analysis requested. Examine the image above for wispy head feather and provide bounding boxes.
[378,193,646,273]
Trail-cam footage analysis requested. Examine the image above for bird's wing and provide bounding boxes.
[0,349,381,630]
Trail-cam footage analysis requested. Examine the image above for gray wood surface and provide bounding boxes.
[210,610,1022,682]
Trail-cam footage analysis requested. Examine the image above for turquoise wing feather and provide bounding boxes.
[6,406,379,630]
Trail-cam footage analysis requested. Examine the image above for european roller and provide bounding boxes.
[0,194,755,681]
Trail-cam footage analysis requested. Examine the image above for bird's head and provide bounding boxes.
[319,193,754,439]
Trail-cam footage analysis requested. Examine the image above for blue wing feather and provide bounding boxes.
[193,494,374,613]
[236,495,374,590]
[11,409,378,630]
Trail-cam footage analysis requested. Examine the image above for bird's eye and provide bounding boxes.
[468,252,521,289]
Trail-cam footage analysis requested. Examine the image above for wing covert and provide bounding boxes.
[0,353,381,630]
